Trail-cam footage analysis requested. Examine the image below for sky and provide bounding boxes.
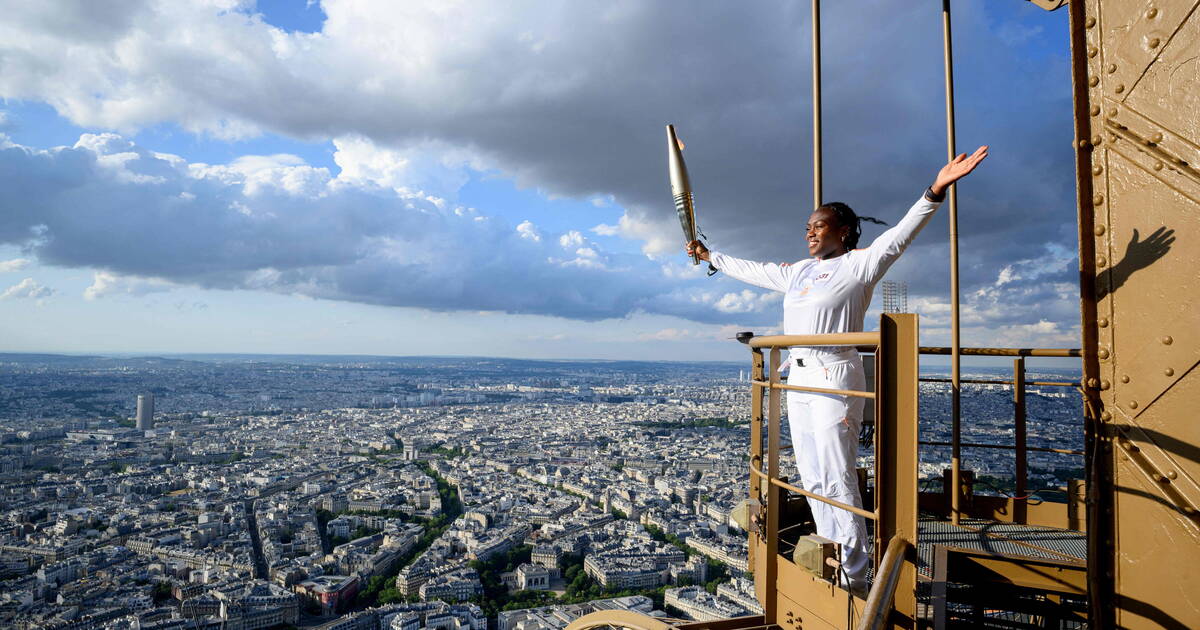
[0,0,1083,363]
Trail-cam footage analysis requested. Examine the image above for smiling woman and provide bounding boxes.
[684,145,987,589]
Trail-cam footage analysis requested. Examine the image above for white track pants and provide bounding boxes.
[786,355,870,585]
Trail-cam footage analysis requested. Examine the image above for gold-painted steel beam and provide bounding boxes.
[749,464,880,521]
[749,332,880,349]
[750,380,876,399]
[919,346,1081,357]
[565,610,683,630]
[856,536,912,630]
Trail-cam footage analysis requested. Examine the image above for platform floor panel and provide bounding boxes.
[915,517,1087,577]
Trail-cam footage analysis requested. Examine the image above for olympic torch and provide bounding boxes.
[666,124,700,266]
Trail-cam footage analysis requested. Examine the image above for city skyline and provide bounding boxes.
[1,1,1081,361]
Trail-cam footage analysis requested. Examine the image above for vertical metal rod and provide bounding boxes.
[1014,358,1028,504]
[750,350,766,502]
[765,348,782,622]
[811,0,823,209]
[941,0,963,526]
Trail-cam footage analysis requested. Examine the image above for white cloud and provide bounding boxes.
[0,277,53,300]
[0,133,756,324]
[516,220,541,242]
[713,289,781,314]
[0,258,30,272]
[83,271,175,300]
[559,231,585,249]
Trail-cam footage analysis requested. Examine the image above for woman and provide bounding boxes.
[686,146,988,590]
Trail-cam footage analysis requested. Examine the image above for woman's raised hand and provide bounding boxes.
[685,240,711,262]
[932,145,988,196]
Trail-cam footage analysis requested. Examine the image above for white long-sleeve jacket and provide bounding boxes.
[710,195,942,357]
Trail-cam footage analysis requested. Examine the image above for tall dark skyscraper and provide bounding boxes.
[136,393,155,431]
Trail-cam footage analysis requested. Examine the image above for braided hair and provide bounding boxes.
[817,202,888,250]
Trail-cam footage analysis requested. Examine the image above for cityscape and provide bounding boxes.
[0,352,1084,630]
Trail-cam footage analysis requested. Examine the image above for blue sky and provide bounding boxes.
[0,1,1081,362]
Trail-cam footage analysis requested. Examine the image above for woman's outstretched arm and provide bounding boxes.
[851,146,989,285]
[686,240,791,292]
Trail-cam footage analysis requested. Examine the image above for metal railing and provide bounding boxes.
[915,347,1083,516]
[745,314,920,627]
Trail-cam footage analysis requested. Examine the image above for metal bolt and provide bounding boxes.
[1100,379,1111,390]
[1151,132,1163,144]
[1098,318,1109,327]
[1097,255,1107,267]
[1146,7,1158,19]
[1098,348,1110,359]
[1129,400,1139,409]
[1120,375,1130,383]
[1094,193,1104,205]
[1088,378,1099,388]
[1101,410,1112,421]
[1088,76,1099,87]
[1165,367,1175,377]
[1093,165,1104,176]
[1115,84,1126,93]
[1106,64,1117,74]
[1087,45,1098,58]
[1085,16,1096,28]
[1153,473,1166,482]
[1092,135,1103,146]
[1089,105,1101,116]
[1148,38,1161,48]
[1079,139,1092,149]
[1162,336,1173,345]
[1154,161,1164,171]
[1108,108,1118,117]
[1167,471,1178,479]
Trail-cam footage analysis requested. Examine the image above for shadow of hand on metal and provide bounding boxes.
[1096,226,1176,300]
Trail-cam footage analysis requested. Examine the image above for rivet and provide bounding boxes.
[1107,108,1118,117]
[1088,378,1100,388]
[1146,7,1158,19]
[1115,84,1125,93]
[1094,193,1105,205]
[1129,400,1139,409]
[1097,255,1108,267]
[1151,132,1163,143]
[1079,139,1092,149]
[1093,165,1104,176]
[1148,38,1161,49]
[1085,16,1097,28]
[1092,135,1103,146]
[1101,410,1112,421]
[1165,367,1175,377]
[1088,76,1100,87]
[1106,64,1117,74]
[1089,105,1101,116]
[1167,471,1178,479]
[1162,336,1173,345]
[1098,318,1109,327]
[1100,379,1111,390]
[1087,45,1098,58]
[1154,161,1164,171]
[1153,473,1166,482]
[1098,348,1110,359]
[1120,375,1130,383]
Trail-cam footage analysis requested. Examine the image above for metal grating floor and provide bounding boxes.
[915,517,1087,577]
